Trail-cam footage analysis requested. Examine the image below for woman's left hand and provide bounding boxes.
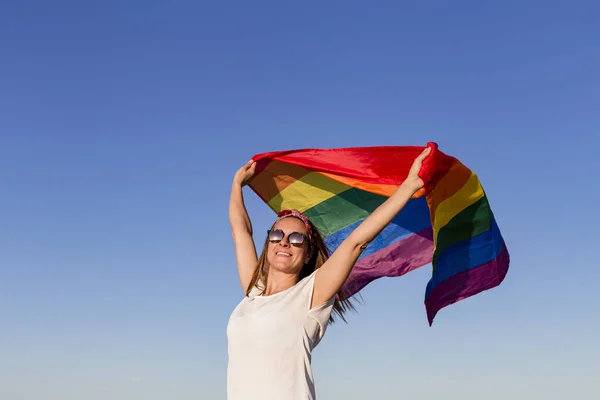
[404,146,432,191]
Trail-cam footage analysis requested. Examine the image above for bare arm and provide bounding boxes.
[229,160,258,292]
[312,147,431,308]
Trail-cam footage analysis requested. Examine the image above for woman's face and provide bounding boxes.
[266,217,310,275]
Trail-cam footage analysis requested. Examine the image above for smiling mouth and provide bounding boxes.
[276,251,292,257]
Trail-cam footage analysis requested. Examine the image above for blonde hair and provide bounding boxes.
[245,217,356,324]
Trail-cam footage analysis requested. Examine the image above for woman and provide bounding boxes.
[227,147,431,399]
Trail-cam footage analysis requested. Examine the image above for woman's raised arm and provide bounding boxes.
[311,147,431,308]
[229,160,258,292]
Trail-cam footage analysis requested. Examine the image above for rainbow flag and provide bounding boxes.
[248,142,509,325]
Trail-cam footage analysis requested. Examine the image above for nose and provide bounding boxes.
[279,235,291,247]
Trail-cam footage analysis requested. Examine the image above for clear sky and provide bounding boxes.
[1,1,598,399]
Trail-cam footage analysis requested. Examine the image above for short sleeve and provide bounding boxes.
[301,270,335,347]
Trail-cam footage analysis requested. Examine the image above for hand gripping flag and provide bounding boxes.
[248,142,509,325]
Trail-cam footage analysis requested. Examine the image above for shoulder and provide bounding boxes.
[303,270,336,346]
[299,269,336,322]
[299,269,336,309]
[247,282,263,298]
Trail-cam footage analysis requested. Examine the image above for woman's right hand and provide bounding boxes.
[233,159,257,187]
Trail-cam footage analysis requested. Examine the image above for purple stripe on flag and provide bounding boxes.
[425,242,510,325]
[342,228,434,297]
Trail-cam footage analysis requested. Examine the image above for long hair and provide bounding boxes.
[245,217,357,324]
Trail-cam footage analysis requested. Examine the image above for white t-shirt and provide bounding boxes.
[226,269,335,400]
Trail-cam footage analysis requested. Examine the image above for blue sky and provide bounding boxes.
[1,1,598,399]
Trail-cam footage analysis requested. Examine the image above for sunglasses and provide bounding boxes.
[267,229,309,247]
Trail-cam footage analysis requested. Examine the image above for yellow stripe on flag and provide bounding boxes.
[433,171,484,244]
[268,172,350,212]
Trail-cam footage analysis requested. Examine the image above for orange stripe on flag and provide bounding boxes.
[319,172,399,197]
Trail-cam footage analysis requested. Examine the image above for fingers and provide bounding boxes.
[242,159,254,169]
[417,146,431,161]
[234,159,256,184]
[247,161,257,176]
[238,159,255,173]
[236,159,257,184]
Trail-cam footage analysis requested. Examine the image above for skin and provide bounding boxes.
[263,217,311,296]
[229,146,431,309]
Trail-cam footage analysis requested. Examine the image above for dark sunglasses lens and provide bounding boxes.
[268,230,284,242]
[288,233,306,245]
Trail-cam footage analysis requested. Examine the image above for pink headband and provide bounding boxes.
[276,209,315,258]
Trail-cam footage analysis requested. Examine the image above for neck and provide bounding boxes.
[263,268,298,296]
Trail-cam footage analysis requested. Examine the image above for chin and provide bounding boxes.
[267,258,303,275]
